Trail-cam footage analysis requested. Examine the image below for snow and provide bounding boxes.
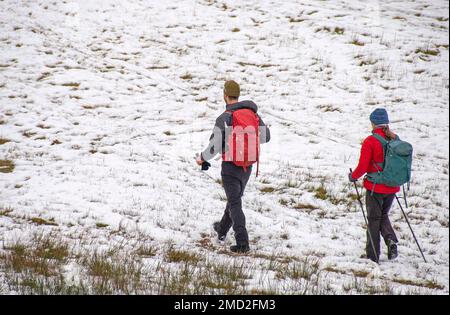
[0,0,448,294]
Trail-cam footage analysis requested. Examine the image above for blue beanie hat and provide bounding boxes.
[370,108,389,125]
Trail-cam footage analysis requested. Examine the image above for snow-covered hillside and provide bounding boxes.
[0,0,448,294]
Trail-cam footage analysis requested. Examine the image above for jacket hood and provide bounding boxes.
[226,100,258,113]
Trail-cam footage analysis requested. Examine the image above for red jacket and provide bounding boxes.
[351,128,400,194]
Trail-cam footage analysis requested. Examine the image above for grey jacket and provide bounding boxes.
[201,100,271,177]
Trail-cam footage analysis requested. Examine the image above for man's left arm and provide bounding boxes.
[199,114,228,162]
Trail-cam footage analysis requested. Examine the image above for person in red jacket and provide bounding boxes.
[349,108,399,262]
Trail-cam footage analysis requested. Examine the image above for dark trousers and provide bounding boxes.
[365,191,398,260]
[218,172,251,246]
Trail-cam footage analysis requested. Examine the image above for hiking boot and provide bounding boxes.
[213,222,226,242]
[230,244,250,253]
[387,240,398,260]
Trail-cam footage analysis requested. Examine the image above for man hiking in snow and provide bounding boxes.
[349,108,401,262]
[196,80,271,253]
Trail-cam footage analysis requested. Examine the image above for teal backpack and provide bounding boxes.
[366,133,413,190]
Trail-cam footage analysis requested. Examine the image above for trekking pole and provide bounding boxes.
[402,185,408,208]
[200,169,217,183]
[395,195,427,263]
[350,168,379,264]
[195,157,220,184]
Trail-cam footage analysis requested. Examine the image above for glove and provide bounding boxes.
[201,161,211,171]
[348,172,357,183]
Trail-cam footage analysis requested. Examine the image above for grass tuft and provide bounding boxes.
[0,159,15,173]
[0,206,14,216]
[61,82,80,87]
[314,185,328,200]
[30,217,58,226]
[334,27,345,35]
[350,38,365,46]
[260,186,276,193]
[180,73,193,80]
[165,246,201,264]
[0,138,10,145]
[415,48,440,56]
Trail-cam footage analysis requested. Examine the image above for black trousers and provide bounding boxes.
[217,171,251,246]
[365,191,398,260]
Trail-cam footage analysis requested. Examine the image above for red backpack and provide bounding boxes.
[222,109,260,176]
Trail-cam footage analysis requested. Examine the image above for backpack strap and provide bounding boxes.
[256,116,260,178]
[372,132,388,146]
[367,132,388,195]
[371,132,388,171]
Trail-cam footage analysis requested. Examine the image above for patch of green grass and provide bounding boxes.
[1,249,56,277]
[392,16,406,21]
[314,185,328,200]
[95,223,108,228]
[135,244,157,257]
[413,69,427,75]
[196,96,208,102]
[0,138,10,145]
[147,65,170,70]
[1,236,69,278]
[0,159,15,173]
[260,186,276,193]
[280,233,289,240]
[61,82,80,87]
[289,17,306,23]
[350,38,365,46]
[275,256,320,281]
[358,58,377,67]
[415,48,439,56]
[392,278,444,290]
[294,203,318,211]
[36,123,51,129]
[180,73,193,80]
[315,26,331,33]
[237,61,277,68]
[207,260,251,282]
[317,104,342,113]
[22,130,37,138]
[33,235,69,262]
[0,206,14,216]
[30,217,58,226]
[37,72,51,81]
[80,251,144,294]
[165,246,201,264]
[334,27,345,35]
[351,270,370,278]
